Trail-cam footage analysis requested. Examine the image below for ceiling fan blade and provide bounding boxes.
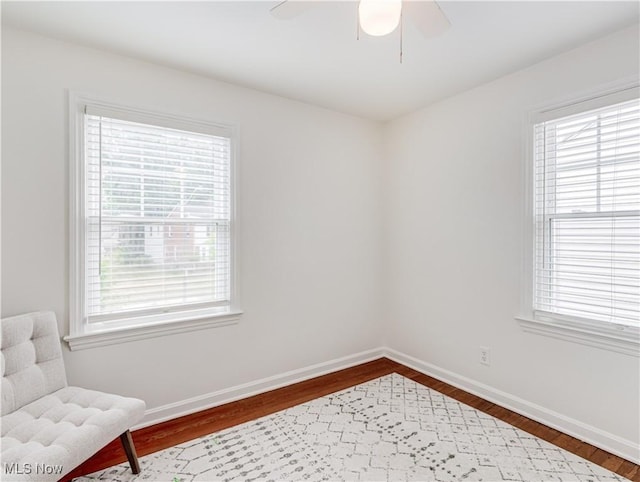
[270,1,317,20]
[404,0,450,38]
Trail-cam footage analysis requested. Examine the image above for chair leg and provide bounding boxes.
[119,430,141,474]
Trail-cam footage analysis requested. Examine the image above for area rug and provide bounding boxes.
[78,373,624,481]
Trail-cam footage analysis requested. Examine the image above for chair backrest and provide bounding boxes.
[1,311,67,415]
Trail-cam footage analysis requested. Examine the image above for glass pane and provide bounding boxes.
[85,114,232,319]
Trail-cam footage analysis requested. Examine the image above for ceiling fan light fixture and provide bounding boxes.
[358,0,402,37]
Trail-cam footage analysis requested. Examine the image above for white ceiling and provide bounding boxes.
[2,1,639,121]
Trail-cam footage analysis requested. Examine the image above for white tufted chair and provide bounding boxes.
[1,311,146,481]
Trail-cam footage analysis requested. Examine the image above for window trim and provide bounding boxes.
[66,91,241,350]
[518,78,640,356]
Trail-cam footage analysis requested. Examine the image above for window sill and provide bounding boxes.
[516,316,639,357]
[64,311,243,351]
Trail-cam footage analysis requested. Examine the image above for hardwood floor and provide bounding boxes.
[64,358,639,481]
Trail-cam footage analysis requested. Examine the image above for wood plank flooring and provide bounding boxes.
[63,358,639,481]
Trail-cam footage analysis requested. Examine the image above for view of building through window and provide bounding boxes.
[85,114,232,321]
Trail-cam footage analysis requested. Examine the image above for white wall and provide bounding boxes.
[1,28,385,413]
[384,24,639,459]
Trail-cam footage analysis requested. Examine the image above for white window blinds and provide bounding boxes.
[85,111,232,323]
[533,96,640,327]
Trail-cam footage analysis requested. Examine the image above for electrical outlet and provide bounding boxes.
[480,346,491,366]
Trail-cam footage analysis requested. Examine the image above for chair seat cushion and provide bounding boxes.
[1,386,145,481]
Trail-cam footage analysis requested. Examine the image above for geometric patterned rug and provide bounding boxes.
[77,374,624,481]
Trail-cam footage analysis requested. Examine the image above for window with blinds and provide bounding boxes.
[80,106,235,328]
[533,96,639,328]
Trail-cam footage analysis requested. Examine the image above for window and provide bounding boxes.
[530,89,639,343]
[68,95,240,349]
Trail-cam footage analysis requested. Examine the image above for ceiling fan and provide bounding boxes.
[270,0,450,39]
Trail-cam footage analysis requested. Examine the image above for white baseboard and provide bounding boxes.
[135,347,385,429]
[383,347,639,464]
[135,345,638,465]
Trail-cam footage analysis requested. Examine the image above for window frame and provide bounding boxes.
[66,92,241,350]
[517,79,640,356]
